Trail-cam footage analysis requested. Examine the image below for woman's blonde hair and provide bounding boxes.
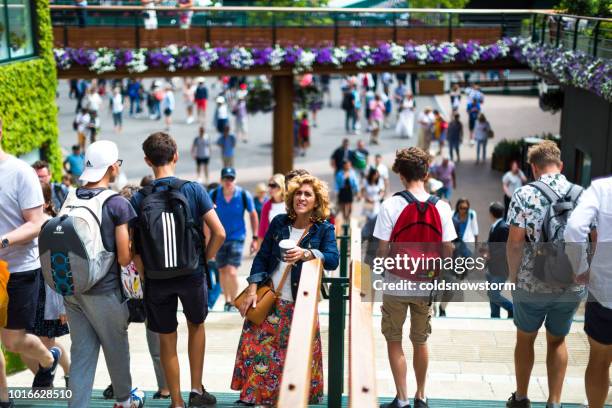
[285,175,330,223]
[269,173,286,200]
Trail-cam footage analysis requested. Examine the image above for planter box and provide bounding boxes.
[418,79,444,95]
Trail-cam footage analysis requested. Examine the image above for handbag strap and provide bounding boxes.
[274,224,311,292]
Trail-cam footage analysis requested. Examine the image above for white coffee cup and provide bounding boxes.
[279,239,297,260]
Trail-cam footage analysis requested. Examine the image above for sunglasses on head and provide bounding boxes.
[268,183,279,189]
[459,206,469,210]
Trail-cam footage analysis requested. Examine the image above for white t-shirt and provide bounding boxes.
[87,92,102,112]
[0,155,45,273]
[271,227,305,301]
[418,111,432,130]
[376,163,389,181]
[268,201,286,224]
[217,104,229,120]
[373,191,457,296]
[502,170,525,198]
[374,192,456,242]
[111,93,124,113]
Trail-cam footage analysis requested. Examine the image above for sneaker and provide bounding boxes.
[32,347,61,388]
[380,397,410,408]
[224,302,232,312]
[130,388,145,408]
[234,400,255,406]
[0,400,15,408]
[188,387,217,407]
[439,309,446,317]
[153,391,170,399]
[413,399,429,408]
[506,393,531,408]
[103,384,114,399]
[64,375,70,389]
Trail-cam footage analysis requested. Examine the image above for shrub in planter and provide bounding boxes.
[492,139,522,172]
[246,78,274,114]
[539,89,564,113]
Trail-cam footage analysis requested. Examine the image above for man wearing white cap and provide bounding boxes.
[65,140,145,408]
[214,95,229,135]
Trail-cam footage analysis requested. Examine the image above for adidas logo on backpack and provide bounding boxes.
[39,189,117,296]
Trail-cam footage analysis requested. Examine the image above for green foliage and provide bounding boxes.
[406,0,469,9]
[246,0,331,26]
[0,0,61,179]
[557,0,611,16]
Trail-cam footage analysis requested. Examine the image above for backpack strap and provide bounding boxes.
[241,189,248,213]
[566,184,584,204]
[210,187,218,204]
[394,191,437,213]
[530,180,560,204]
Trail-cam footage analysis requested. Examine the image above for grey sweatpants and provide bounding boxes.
[64,289,132,408]
[146,327,166,390]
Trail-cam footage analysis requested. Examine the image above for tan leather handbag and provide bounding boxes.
[233,226,310,325]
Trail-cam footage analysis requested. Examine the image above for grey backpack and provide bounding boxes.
[531,181,583,287]
[39,189,117,295]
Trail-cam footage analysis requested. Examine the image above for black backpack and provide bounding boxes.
[136,179,203,280]
[341,92,353,111]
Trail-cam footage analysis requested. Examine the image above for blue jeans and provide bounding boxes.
[448,138,460,161]
[345,109,356,132]
[476,139,487,162]
[129,96,141,115]
[487,273,513,318]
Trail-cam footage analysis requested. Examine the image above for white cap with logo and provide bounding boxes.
[79,140,119,183]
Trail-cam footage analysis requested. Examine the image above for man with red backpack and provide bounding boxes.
[374,147,457,408]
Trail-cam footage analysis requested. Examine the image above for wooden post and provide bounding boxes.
[273,75,294,175]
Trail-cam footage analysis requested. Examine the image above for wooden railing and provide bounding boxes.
[348,221,377,408]
[278,258,324,407]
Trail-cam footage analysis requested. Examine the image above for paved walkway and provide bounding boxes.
[27,79,610,406]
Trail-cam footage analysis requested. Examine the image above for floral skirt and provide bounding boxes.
[230,298,324,406]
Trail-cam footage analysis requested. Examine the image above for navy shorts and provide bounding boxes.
[216,240,244,269]
[585,296,612,345]
[144,269,208,334]
[6,269,40,331]
[512,288,585,337]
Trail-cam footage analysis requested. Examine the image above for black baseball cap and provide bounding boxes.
[221,167,236,179]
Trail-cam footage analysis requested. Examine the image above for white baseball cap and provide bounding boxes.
[80,140,120,183]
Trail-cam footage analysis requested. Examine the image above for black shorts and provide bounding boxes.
[144,269,208,334]
[6,269,40,331]
[585,296,612,345]
[163,108,173,117]
[196,157,209,166]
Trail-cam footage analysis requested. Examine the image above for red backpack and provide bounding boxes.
[388,191,443,281]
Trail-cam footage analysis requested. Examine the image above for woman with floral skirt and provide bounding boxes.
[231,174,339,406]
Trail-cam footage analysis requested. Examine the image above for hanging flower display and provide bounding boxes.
[53,37,612,101]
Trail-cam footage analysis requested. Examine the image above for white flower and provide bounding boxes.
[269,46,285,69]
[333,47,347,67]
[127,49,147,73]
[389,43,406,66]
[90,48,116,74]
[296,50,315,72]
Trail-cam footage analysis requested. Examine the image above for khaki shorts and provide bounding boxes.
[381,294,432,344]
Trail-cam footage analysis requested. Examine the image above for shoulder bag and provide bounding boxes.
[234,226,310,325]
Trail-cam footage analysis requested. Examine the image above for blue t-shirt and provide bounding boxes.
[131,177,214,236]
[211,186,254,241]
[216,134,236,158]
[65,153,85,177]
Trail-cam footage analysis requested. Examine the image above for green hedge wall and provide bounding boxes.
[0,0,61,178]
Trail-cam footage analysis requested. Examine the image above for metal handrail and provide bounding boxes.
[49,5,558,14]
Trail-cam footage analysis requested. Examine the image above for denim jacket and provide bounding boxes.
[247,214,339,301]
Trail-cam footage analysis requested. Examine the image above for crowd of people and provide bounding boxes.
[0,110,611,408]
